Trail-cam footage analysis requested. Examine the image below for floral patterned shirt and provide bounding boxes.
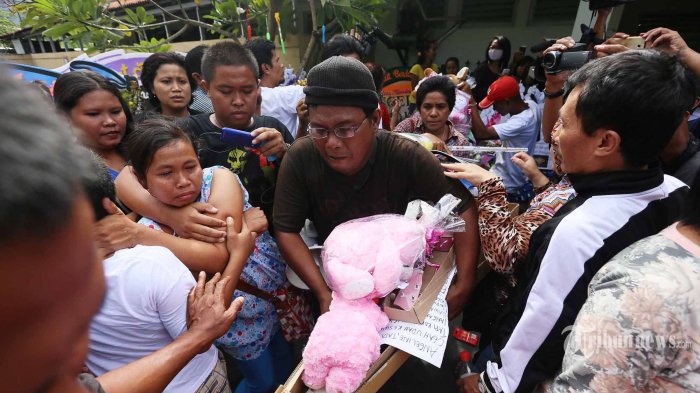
[394,111,473,148]
[139,166,286,361]
[548,223,700,392]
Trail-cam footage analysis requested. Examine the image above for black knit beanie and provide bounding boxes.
[304,56,379,110]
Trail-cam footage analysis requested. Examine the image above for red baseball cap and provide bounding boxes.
[479,76,519,109]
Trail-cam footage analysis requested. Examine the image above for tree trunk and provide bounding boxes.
[268,0,282,42]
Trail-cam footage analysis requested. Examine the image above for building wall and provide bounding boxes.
[1,36,304,71]
[2,51,83,69]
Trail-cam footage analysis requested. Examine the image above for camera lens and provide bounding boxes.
[543,51,559,70]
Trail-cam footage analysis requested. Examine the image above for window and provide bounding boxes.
[531,0,579,22]
[461,0,517,24]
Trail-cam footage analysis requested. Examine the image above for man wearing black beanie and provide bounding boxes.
[273,56,480,317]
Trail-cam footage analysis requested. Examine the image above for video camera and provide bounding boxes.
[530,42,592,82]
[542,43,592,74]
[355,24,396,57]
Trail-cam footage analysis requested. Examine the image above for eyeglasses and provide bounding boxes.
[308,118,368,139]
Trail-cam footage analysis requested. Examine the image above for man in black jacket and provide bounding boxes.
[460,50,694,393]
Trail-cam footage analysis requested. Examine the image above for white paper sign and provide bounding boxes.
[379,268,456,368]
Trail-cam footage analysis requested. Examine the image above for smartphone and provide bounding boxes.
[221,127,259,148]
[622,36,645,49]
[432,150,477,194]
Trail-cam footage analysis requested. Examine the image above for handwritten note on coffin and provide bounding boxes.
[379,267,456,368]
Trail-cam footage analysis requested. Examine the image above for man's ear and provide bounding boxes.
[261,63,271,76]
[192,72,203,85]
[594,129,622,158]
[200,79,209,95]
[370,107,381,129]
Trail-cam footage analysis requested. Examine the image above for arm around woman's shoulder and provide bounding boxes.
[137,168,244,274]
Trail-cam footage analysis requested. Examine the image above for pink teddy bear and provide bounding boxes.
[302,215,427,393]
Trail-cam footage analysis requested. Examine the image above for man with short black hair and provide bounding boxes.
[246,38,306,137]
[0,72,101,393]
[458,50,692,393]
[273,56,480,318]
[321,33,364,61]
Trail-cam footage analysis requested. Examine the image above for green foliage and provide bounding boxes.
[15,0,387,53]
[315,0,386,31]
[202,0,295,39]
[20,0,190,52]
[0,10,19,36]
[22,0,128,52]
[203,0,248,38]
[131,37,172,52]
[1,10,19,48]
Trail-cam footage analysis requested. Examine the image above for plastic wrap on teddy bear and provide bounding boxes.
[302,196,465,393]
[322,214,427,300]
[395,194,465,310]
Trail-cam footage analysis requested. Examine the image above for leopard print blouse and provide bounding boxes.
[477,176,576,275]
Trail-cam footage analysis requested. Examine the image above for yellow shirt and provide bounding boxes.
[409,63,439,103]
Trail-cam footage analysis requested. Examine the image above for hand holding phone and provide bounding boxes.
[433,150,479,194]
[221,128,259,148]
[622,36,645,49]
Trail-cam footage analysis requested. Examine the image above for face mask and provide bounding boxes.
[488,48,503,61]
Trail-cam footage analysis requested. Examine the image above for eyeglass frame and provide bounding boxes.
[307,117,369,139]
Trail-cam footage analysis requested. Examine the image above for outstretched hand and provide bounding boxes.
[94,198,139,258]
[187,272,245,353]
[512,152,550,189]
[511,152,539,179]
[642,27,690,57]
[442,162,496,187]
[593,32,632,58]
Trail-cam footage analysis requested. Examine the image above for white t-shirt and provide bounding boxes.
[87,245,218,392]
[260,85,306,138]
[490,99,542,192]
[520,83,544,104]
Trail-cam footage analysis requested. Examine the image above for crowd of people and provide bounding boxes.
[1,12,699,393]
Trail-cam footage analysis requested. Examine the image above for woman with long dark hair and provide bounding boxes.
[471,35,511,102]
[54,71,134,180]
